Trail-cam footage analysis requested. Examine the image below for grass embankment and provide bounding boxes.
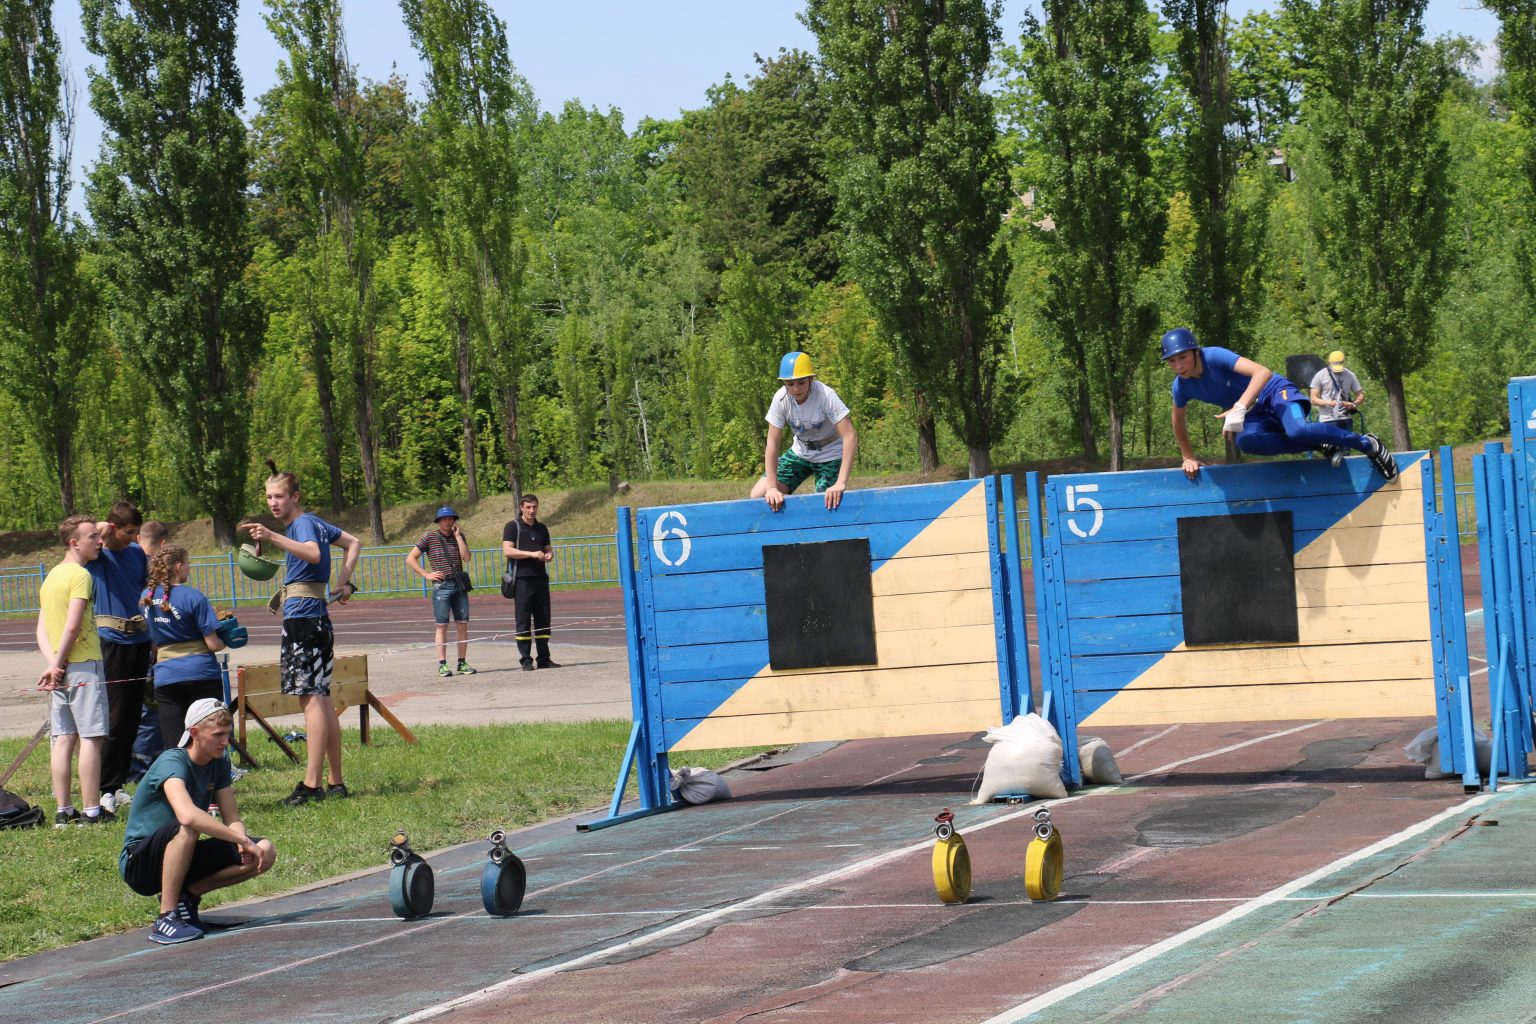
[0,723,769,962]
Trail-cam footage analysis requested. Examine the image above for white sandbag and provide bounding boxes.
[1404,725,1492,779]
[971,713,1067,803]
[670,766,732,805]
[1077,735,1123,785]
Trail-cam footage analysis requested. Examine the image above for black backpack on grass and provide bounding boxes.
[0,786,43,829]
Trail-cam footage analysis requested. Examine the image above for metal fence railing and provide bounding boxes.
[0,485,1489,616]
[0,534,620,616]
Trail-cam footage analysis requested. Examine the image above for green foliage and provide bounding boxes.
[1286,0,1454,450]
[81,0,262,545]
[1014,0,1166,470]
[806,0,1018,477]
[0,0,96,515]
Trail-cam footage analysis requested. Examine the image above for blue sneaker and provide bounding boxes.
[149,911,203,945]
[174,891,203,929]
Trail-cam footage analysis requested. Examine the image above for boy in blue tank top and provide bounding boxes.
[244,460,361,807]
[1160,328,1398,482]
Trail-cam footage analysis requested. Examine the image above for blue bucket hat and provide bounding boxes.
[434,506,459,522]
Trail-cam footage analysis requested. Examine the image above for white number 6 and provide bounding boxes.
[652,510,692,566]
[1065,484,1103,539]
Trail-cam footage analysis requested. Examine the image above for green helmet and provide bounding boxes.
[237,542,281,581]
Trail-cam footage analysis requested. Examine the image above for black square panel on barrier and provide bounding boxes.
[1177,511,1298,646]
[763,538,877,671]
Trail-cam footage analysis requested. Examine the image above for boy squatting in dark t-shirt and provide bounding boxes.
[119,699,276,944]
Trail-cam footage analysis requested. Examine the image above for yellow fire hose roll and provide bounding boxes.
[1024,808,1064,901]
[931,809,972,905]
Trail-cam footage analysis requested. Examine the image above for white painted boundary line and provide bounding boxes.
[390,719,1334,1024]
[977,789,1498,1024]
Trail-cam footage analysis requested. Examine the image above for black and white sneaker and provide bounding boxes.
[149,912,203,945]
[1364,434,1398,482]
[174,891,203,929]
[1317,444,1344,468]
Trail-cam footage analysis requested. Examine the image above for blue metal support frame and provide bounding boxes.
[1034,476,1081,787]
[984,476,1017,722]
[1508,379,1536,712]
[999,474,1034,720]
[1425,451,1473,776]
[580,509,674,832]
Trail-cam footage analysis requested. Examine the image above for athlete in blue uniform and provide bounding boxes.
[1161,328,1397,482]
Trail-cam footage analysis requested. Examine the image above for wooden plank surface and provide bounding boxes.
[1079,677,1437,726]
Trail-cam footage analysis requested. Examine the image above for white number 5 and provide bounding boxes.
[1065,484,1103,538]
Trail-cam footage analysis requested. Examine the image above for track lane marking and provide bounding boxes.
[977,789,1498,1023]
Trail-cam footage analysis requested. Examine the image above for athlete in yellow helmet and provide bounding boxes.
[749,351,858,511]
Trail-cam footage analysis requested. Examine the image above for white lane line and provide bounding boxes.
[391,720,1329,1024]
[1122,720,1330,783]
[740,846,781,851]
[977,790,1497,1024]
[822,843,864,848]
[1116,725,1181,759]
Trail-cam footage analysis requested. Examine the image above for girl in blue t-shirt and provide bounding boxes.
[141,546,229,750]
[1161,328,1398,482]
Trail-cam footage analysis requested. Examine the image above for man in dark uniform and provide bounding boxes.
[501,495,559,672]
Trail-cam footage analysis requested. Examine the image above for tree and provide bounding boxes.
[1286,0,1452,450]
[0,0,95,515]
[82,0,262,545]
[263,0,387,543]
[1229,10,1302,149]
[805,0,1017,477]
[1017,0,1166,470]
[402,0,532,502]
[1489,3,1536,319]
[1164,0,1269,355]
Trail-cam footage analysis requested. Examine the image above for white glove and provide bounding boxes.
[1223,406,1246,433]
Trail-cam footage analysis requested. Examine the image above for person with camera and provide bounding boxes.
[407,506,477,678]
[1309,349,1365,433]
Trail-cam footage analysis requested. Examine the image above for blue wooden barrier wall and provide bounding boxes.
[1029,451,1471,786]
[1475,376,1536,787]
[584,477,1033,829]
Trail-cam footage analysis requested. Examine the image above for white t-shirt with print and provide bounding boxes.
[765,380,851,464]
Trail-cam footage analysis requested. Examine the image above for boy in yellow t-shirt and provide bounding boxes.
[36,514,111,826]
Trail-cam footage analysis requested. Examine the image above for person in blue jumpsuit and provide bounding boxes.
[1161,328,1397,482]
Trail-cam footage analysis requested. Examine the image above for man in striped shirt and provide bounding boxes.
[406,506,477,678]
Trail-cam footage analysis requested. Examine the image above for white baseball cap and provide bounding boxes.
[178,698,228,747]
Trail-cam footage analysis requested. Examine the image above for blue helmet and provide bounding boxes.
[1159,328,1199,361]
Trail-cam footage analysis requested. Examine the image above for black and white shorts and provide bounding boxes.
[280,616,334,697]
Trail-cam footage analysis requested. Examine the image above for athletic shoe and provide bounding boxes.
[149,912,203,945]
[438,662,452,677]
[282,782,325,807]
[100,791,115,814]
[521,661,535,672]
[80,808,117,825]
[53,809,80,829]
[1317,444,1344,469]
[174,891,203,929]
[325,783,349,799]
[1364,433,1398,481]
[536,660,562,669]
[456,660,477,675]
[115,787,132,807]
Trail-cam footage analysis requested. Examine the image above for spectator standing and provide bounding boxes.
[90,501,152,813]
[36,515,111,825]
[1309,350,1366,432]
[502,495,559,672]
[243,460,361,807]
[406,506,477,678]
[119,699,276,945]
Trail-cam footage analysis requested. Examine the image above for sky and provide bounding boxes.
[50,0,1499,212]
